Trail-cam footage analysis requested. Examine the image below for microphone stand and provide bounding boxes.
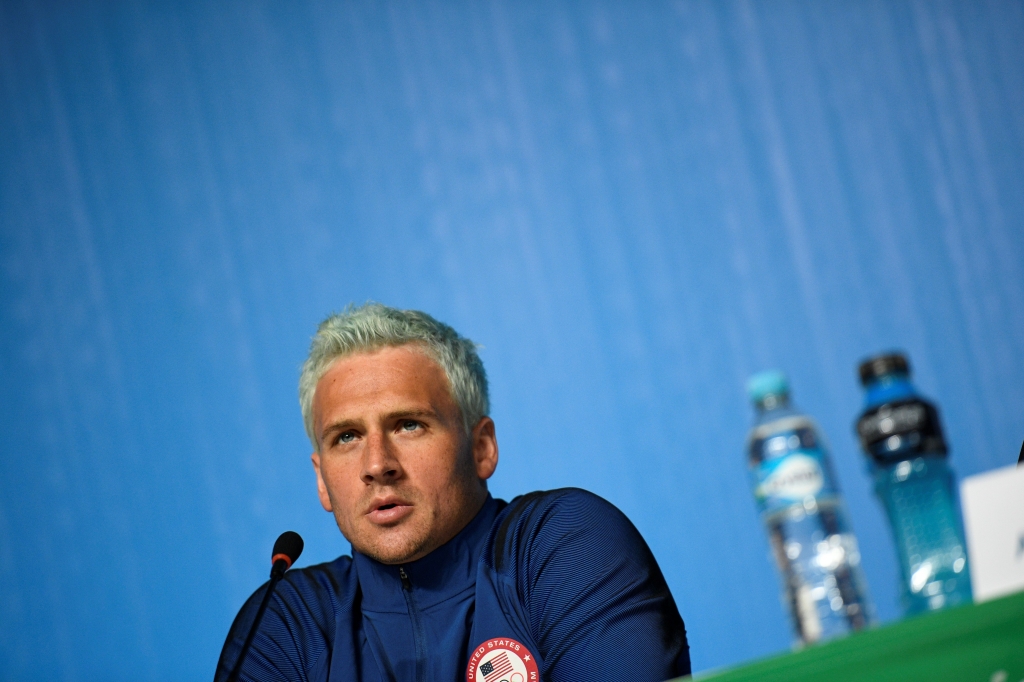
[227,558,290,682]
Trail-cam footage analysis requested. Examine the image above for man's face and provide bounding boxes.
[310,344,498,564]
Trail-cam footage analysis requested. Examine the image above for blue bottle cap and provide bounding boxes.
[747,370,789,404]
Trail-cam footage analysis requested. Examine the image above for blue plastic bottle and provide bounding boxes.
[855,353,972,615]
[747,371,873,645]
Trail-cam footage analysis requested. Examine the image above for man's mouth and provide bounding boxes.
[366,498,413,525]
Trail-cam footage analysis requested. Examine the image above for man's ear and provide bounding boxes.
[470,416,498,480]
[311,452,334,512]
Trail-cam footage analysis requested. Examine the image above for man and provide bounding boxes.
[216,303,690,682]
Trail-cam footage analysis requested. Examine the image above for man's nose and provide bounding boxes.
[360,431,401,484]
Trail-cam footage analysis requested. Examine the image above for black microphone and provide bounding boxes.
[227,532,304,682]
[270,531,304,578]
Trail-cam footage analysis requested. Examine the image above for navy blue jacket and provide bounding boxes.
[216,489,690,682]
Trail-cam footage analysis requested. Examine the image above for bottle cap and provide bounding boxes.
[747,370,789,404]
[858,352,910,386]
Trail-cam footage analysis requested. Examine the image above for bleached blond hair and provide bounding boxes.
[299,303,489,449]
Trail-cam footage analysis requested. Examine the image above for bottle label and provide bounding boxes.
[753,448,836,515]
[857,402,927,443]
[856,398,947,461]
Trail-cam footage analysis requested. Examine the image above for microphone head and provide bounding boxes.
[271,531,304,572]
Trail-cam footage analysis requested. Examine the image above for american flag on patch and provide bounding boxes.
[480,651,514,682]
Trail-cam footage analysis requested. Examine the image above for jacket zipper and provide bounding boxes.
[399,566,412,591]
[398,566,427,682]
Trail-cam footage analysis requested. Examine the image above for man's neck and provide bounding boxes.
[353,495,498,610]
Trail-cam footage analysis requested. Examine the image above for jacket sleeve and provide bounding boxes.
[491,489,690,681]
[214,563,340,682]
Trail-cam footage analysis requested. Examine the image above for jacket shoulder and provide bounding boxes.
[488,487,636,573]
[281,555,355,608]
[485,489,691,679]
[215,555,355,682]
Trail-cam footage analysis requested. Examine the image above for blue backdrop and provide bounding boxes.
[2,1,1023,679]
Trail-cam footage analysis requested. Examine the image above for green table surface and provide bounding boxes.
[687,590,1024,682]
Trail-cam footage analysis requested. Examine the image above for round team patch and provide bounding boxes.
[466,637,539,682]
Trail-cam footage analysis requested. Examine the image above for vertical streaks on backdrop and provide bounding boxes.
[793,4,880,361]
[688,0,794,647]
[387,1,456,304]
[934,2,1024,456]
[911,1,1003,470]
[309,1,393,302]
[819,4,932,376]
[500,3,634,493]
[157,4,275,599]
[12,4,158,677]
[734,1,842,405]
[556,2,661,506]
[485,1,609,475]
[488,0,563,344]
[695,1,777,380]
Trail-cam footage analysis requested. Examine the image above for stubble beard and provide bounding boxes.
[344,465,485,565]
[351,504,436,565]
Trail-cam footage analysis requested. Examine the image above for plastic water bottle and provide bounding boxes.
[855,353,972,615]
[747,370,873,644]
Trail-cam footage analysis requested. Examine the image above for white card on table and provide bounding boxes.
[961,463,1024,602]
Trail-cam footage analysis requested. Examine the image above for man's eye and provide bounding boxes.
[338,432,356,444]
[401,420,420,432]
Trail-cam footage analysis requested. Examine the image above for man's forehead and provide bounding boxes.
[314,345,451,412]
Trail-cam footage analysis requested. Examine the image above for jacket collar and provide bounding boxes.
[353,495,498,613]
